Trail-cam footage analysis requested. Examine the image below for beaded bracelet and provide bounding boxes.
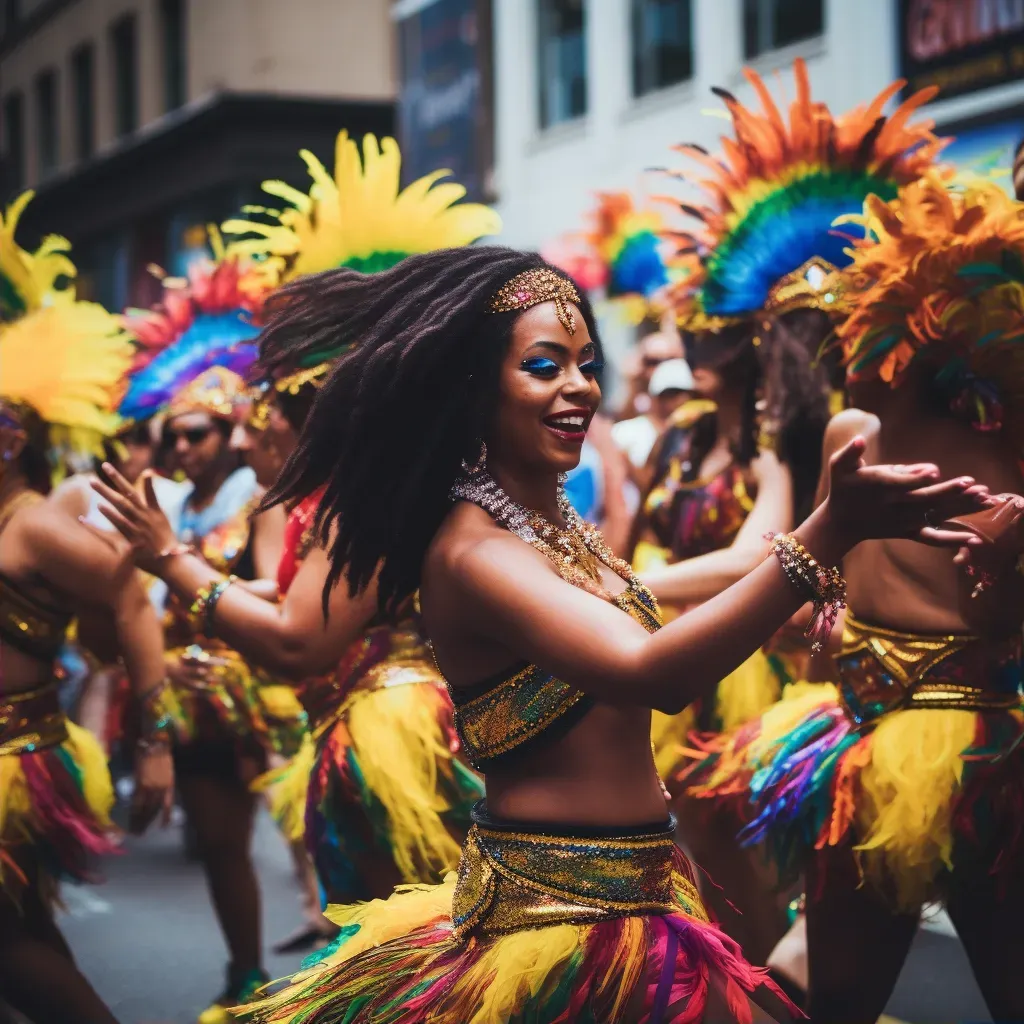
[766,532,847,651]
[203,575,238,634]
[188,575,238,634]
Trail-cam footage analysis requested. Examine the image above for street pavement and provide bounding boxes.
[42,812,991,1024]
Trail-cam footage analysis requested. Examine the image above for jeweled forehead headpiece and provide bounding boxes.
[488,269,581,335]
[167,366,245,421]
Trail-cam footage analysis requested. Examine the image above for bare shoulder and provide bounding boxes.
[823,407,879,456]
[47,474,93,518]
[424,501,556,597]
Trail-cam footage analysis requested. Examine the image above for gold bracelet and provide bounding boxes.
[766,532,847,651]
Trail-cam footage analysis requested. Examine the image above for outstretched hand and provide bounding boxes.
[824,437,991,550]
[91,464,179,576]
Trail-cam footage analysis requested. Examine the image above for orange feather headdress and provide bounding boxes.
[839,176,1024,445]
[662,59,949,330]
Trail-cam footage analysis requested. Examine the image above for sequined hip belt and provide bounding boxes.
[450,804,695,941]
[0,683,68,755]
[836,612,1023,727]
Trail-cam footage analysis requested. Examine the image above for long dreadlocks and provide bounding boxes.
[259,246,602,614]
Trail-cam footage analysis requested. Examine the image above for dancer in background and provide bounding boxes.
[628,59,949,963]
[113,254,307,1023]
[686,176,1024,1022]
[0,192,174,1024]
[96,132,497,920]
[214,245,988,1024]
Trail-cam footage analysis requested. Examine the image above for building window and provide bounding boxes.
[632,0,692,97]
[160,0,187,112]
[537,0,586,129]
[743,0,823,59]
[71,44,95,160]
[35,69,58,177]
[111,13,138,136]
[3,92,25,192]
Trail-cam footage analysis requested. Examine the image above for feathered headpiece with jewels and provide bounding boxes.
[663,59,949,330]
[166,366,246,421]
[118,240,269,423]
[223,130,502,392]
[0,192,133,459]
[838,176,1024,447]
[545,192,674,323]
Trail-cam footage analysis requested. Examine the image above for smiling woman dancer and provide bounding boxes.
[172,243,988,1024]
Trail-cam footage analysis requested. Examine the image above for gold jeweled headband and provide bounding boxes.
[488,269,581,335]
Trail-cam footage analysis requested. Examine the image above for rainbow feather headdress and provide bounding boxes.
[0,191,133,458]
[223,130,502,390]
[117,238,269,422]
[838,176,1024,446]
[544,192,674,323]
[664,59,949,331]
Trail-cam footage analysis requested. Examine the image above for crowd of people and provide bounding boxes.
[2,59,1024,1024]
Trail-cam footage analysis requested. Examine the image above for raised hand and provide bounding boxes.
[91,463,179,576]
[823,437,991,550]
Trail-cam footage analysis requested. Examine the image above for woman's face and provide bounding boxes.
[230,396,297,488]
[490,301,602,476]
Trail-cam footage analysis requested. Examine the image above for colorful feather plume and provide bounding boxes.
[838,176,1024,447]
[663,58,949,329]
[0,191,133,457]
[223,130,501,283]
[544,192,674,322]
[222,130,501,380]
[118,253,270,422]
[0,190,76,323]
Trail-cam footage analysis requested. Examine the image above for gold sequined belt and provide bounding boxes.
[450,807,704,941]
[0,683,68,755]
[836,612,1023,727]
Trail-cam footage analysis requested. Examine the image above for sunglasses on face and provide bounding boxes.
[166,426,213,446]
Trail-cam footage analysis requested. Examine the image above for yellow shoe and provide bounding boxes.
[197,966,269,1023]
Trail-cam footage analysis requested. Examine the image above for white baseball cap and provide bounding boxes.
[649,358,694,396]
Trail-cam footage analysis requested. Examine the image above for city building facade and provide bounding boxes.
[0,0,396,307]
[492,0,1024,250]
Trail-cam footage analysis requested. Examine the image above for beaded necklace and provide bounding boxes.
[450,467,639,602]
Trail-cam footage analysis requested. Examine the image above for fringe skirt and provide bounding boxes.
[236,807,795,1024]
[0,683,118,903]
[167,644,308,763]
[683,664,1024,909]
[259,662,484,899]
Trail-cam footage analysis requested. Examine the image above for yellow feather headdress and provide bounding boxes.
[222,130,502,391]
[0,192,133,459]
[223,130,501,283]
[838,176,1024,448]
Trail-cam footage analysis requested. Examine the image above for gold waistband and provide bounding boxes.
[836,612,1022,726]
[450,818,705,941]
[0,683,68,755]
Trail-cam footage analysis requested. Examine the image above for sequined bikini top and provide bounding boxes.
[642,406,755,561]
[276,488,324,596]
[0,492,73,662]
[835,610,1023,727]
[645,457,754,561]
[449,576,662,772]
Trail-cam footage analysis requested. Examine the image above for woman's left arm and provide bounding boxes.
[640,450,793,606]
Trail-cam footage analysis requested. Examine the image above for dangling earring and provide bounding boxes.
[461,439,487,475]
